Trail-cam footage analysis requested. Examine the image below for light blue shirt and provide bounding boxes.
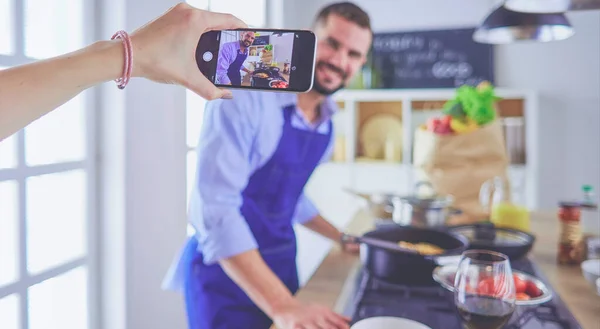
[215,41,247,85]
[162,90,337,291]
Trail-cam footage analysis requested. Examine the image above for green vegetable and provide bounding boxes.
[443,82,502,126]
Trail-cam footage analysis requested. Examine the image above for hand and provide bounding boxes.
[272,299,351,329]
[341,240,360,254]
[129,2,247,99]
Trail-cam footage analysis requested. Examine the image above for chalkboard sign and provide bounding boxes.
[252,35,270,46]
[371,27,494,89]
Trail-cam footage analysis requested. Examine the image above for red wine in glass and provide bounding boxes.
[457,295,514,329]
[454,250,516,329]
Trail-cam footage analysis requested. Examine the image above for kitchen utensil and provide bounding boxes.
[447,222,535,260]
[581,259,600,286]
[479,175,531,232]
[351,317,432,329]
[453,250,516,329]
[433,263,553,306]
[343,226,468,285]
[359,113,403,161]
[391,181,461,227]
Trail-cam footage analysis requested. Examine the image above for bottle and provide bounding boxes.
[557,202,585,265]
[580,185,599,236]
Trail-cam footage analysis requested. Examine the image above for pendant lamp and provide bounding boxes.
[473,5,575,44]
[505,0,571,13]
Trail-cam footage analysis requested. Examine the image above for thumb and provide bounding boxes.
[203,11,248,31]
[188,74,233,100]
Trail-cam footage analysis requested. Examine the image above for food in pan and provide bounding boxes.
[270,80,288,89]
[253,72,269,78]
[397,241,444,255]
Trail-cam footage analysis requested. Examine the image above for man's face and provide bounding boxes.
[312,14,372,95]
[241,32,256,47]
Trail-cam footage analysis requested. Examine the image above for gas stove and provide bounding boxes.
[344,259,582,329]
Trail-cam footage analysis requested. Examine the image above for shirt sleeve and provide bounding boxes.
[216,43,233,85]
[189,93,259,265]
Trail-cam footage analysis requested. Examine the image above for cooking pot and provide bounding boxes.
[391,181,461,227]
[344,182,460,227]
[342,226,468,285]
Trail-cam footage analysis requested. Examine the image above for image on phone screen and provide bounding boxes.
[196,29,317,93]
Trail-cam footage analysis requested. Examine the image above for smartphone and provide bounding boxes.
[195,28,317,93]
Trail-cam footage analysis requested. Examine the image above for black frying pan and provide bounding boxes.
[343,226,468,285]
[447,222,536,260]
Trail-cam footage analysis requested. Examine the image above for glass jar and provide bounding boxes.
[557,202,585,265]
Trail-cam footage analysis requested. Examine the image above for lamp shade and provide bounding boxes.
[473,5,574,44]
[505,0,571,13]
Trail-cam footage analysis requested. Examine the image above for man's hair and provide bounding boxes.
[313,2,371,31]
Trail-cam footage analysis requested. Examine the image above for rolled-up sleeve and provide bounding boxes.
[189,94,258,265]
[292,192,319,224]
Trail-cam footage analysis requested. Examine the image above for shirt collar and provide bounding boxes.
[277,93,338,122]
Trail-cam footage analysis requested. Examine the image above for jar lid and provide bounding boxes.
[559,201,581,208]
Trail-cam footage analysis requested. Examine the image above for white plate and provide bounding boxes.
[351,317,432,329]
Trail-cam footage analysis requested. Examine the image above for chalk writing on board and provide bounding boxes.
[370,28,494,89]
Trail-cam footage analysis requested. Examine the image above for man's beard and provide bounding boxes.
[311,62,346,96]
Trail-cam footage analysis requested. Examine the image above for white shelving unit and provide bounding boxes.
[323,88,540,209]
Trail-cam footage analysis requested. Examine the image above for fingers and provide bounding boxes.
[187,75,233,100]
[324,312,350,329]
[202,11,248,31]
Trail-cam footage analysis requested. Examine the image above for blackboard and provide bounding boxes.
[371,27,494,89]
[252,35,270,46]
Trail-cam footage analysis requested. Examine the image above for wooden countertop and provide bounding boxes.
[272,210,600,329]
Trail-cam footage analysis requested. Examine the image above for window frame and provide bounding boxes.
[0,0,99,329]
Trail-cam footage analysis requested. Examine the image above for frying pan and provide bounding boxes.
[342,226,468,285]
[447,222,535,260]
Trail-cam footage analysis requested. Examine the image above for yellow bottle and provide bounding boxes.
[491,201,531,232]
[480,176,531,232]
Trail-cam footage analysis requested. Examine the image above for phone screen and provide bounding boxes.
[195,29,317,93]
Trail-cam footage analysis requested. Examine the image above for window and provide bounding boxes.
[0,1,96,329]
[184,0,267,236]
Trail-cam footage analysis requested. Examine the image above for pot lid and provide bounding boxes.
[396,181,454,208]
[449,223,534,247]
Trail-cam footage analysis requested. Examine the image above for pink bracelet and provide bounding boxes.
[111,30,133,89]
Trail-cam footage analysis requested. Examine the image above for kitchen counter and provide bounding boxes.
[271,210,600,329]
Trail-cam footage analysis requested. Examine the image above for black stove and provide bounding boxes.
[344,259,582,329]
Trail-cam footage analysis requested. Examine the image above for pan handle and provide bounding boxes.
[341,233,422,255]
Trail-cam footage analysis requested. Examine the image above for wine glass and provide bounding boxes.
[454,250,516,329]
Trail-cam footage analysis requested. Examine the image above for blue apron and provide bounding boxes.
[226,48,248,85]
[182,105,332,329]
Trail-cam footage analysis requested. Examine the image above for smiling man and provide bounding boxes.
[163,2,372,329]
[215,30,256,85]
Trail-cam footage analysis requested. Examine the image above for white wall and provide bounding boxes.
[283,0,600,209]
[271,33,294,63]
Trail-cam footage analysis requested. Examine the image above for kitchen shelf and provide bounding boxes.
[329,88,539,209]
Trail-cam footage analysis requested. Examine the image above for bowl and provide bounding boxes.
[351,317,432,329]
[432,264,553,306]
[581,259,600,286]
[269,79,288,89]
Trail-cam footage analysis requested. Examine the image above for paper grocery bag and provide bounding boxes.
[413,120,510,224]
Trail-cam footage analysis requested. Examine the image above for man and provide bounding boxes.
[216,30,255,85]
[163,2,372,329]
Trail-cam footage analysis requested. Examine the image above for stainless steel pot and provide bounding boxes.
[344,182,460,227]
[391,182,460,227]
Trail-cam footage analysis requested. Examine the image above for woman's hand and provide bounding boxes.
[130,2,247,99]
[271,299,351,329]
